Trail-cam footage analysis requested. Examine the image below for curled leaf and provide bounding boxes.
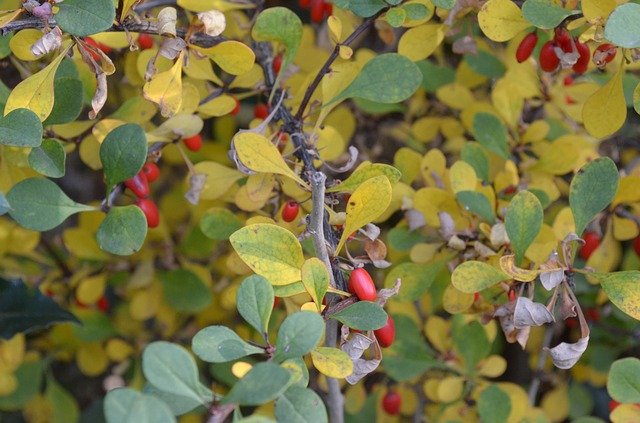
[539,265,565,291]
[159,37,187,60]
[499,255,539,282]
[197,10,226,36]
[31,27,62,57]
[157,7,177,36]
[340,332,381,385]
[185,173,206,205]
[545,336,589,369]
[513,297,555,329]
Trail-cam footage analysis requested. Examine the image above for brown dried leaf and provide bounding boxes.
[545,336,589,369]
[185,173,207,205]
[157,7,177,36]
[159,37,187,60]
[88,72,108,119]
[376,278,401,306]
[197,10,226,37]
[31,27,62,57]
[513,297,555,329]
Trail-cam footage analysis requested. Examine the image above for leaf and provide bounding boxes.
[454,321,490,371]
[143,53,184,117]
[604,3,640,48]
[607,358,640,403]
[0,278,79,340]
[544,336,589,369]
[456,191,496,223]
[144,383,208,417]
[327,53,422,106]
[478,385,511,423]
[0,360,45,410]
[569,157,619,236]
[594,271,640,320]
[237,275,274,335]
[301,258,329,311]
[43,77,84,125]
[46,376,80,423]
[513,297,555,328]
[104,388,176,423]
[233,132,306,186]
[142,341,210,406]
[336,175,392,252]
[275,386,328,423]
[274,311,324,362]
[499,255,539,282]
[193,161,243,200]
[0,108,43,147]
[4,46,70,121]
[332,0,387,17]
[159,269,212,313]
[7,178,94,231]
[28,138,66,178]
[310,347,353,379]
[100,123,148,189]
[222,362,292,406]
[329,301,387,331]
[198,41,255,75]
[505,191,543,265]
[192,326,265,363]
[583,64,626,139]
[522,0,573,29]
[56,0,115,36]
[383,314,437,381]
[465,50,506,79]
[461,143,490,182]
[478,0,531,42]
[199,207,243,240]
[0,192,9,215]
[398,24,446,62]
[230,224,304,286]
[472,113,509,159]
[96,205,147,256]
[451,261,510,293]
[251,7,302,75]
[327,162,401,193]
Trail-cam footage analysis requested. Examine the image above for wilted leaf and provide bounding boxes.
[545,336,589,369]
[513,297,554,328]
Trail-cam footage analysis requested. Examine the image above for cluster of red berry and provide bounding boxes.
[298,0,332,23]
[84,34,154,62]
[124,162,160,228]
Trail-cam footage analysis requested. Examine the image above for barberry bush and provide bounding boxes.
[1,0,640,422]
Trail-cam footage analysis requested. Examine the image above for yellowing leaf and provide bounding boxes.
[4,45,71,121]
[398,23,445,61]
[9,29,41,61]
[119,0,139,20]
[442,284,474,314]
[192,161,243,200]
[451,260,510,293]
[197,41,255,75]
[229,224,304,286]
[105,338,133,362]
[478,0,531,42]
[76,342,108,377]
[143,52,184,117]
[478,355,507,378]
[233,132,307,187]
[583,62,626,139]
[613,215,639,241]
[76,274,106,305]
[449,161,477,194]
[336,175,392,253]
[586,221,621,279]
[499,255,539,282]
[540,385,569,423]
[612,176,640,207]
[436,83,475,110]
[581,0,615,23]
[198,94,237,117]
[301,258,330,311]
[437,376,465,402]
[311,347,353,379]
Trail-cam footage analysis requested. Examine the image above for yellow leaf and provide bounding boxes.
[581,0,615,23]
[522,120,550,143]
[76,342,108,377]
[496,382,530,423]
[327,15,342,43]
[612,215,639,241]
[478,0,531,42]
[449,161,477,194]
[611,403,640,423]
[311,347,353,379]
[198,94,237,117]
[583,62,626,139]
[540,385,569,423]
[425,316,452,353]
[525,224,557,264]
[76,274,106,305]
[0,9,21,29]
[316,125,346,162]
[336,175,392,253]
[105,339,134,362]
[119,0,139,20]
[231,361,253,378]
[233,132,307,187]
[9,29,41,61]
[196,41,255,75]
[437,376,464,402]
[586,221,621,280]
[0,372,17,396]
[492,77,523,128]
[183,54,223,84]
[612,175,640,207]
[478,355,507,378]
[398,23,445,61]
[436,83,475,110]
[552,206,576,241]
[499,255,539,282]
[193,161,243,200]
[4,44,71,121]
[178,0,254,12]
[143,52,184,117]
[301,258,330,311]
[0,334,25,372]
[442,284,474,314]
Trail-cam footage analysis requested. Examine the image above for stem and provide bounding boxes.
[309,172,336,288]
[527,323,555,405]
[40,237,72,278]
[325,318,344,423]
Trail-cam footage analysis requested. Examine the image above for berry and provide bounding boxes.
[282,201,300,223]
[142,162,160,183]
[273,54,283,74]
[554,27,572,53]
[231,97,241,116]
[633,236,640,257]
[563,75,574,86]
[124,172,150,198]
[348,268,377,302]
[299,0,311,7]
[473,292,480,302]
[609,400,620,413]
[273,297,281,309]
[374,316,395,348]
[579,231,601,260]
[539,41,560,72]
[593,43,617,68]
[323,2,333,16]
[382,390,401,415]
[182,134,203,152]
[508,288,516,302]
[516,32,538,63]
[97,296,109,312]
[572,40,590,74]
[138,33,154,50]
[84,37,111,62]
[254,103,269,120]
[136,198,159,228]
[586,307,600,322]
[310,0,325,23]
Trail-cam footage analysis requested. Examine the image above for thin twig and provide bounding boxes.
[527,324,555,405]
[309,172,336,288]
[40,237,72,278]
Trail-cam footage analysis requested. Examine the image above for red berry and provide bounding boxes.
[231,97,241,116]
[310,0,324,23]
[299,0,311,7]
[508,289,516,302]
[97,296,109,312]
[84,37,111,62]
[273,297,281,309]
[142,162,160,183]
[580,231,601,260]
[565,317,578,329]
[273,54,283,74]
[586,307,600,322]
[282,201,300,223]
[323,2,333,16]
[609,400,620,413]
[593,43,617,68]
[516,32,538,63]
[554,27,573,53]
[374,316,395,348]
[254,103,269,120]
[138,33,154,50]
[124,172,150,198]
[563,75,574,86]
[572,39,590,74]
[633,236,640,257]
[539,41,560,72]
[382,390,401,415]
[182,134,203,152]
[136,198,159,228]
[473,292,480,302]
[348,268,377,302]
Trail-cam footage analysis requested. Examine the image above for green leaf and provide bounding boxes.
[43,77,84,125]
[7,178,94,231]
[326,162,401,193]
[634,81,640,116]
[385,7,406,27]
[522,0,573,29]
[607,357,640,403]
[200,207,243,240]
[0,108,43,147]
[100,123,148,189]
[604,3,640,48]
[192,326,265,363]
[273,281,307,297]
[454,320,490,372]
[274,311,324,362]
[505,191,543,265]
[478,385,511,423]
[222,362,292,406]
[451,261,510,293]
[465,50,506,78]
[403,3,429,20]
[0,192,10,216]
[432,0,455,9]
[275,386,328,423]
[96,205,147,256]
[71,309,116,342]
[417,60,455,92]
[456,191,496,223]
[328,53,422,105]
[251,7,302,74]
[384,261,446,301]
[0,360,45,410]
[142,341,210,406]
[332,0,387,17]
[28,138,66,178]
[56,0,116,37]
[237,275,274,335]
[0,278,79,340]
[569,157,619,236]
[569,382,594,419]
[329,301,387,331]
[144,383,210,416]
[461,143,490,182]
[159,269,212,313]
[46,376,80,423]
[472,113,509,159]
[0,34,11,59]
[593,271,640,320]
[104,388,176,423]
[301,258,329,311]
[383,314,437,381]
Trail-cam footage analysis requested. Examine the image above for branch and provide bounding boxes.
[527,323,555,405]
